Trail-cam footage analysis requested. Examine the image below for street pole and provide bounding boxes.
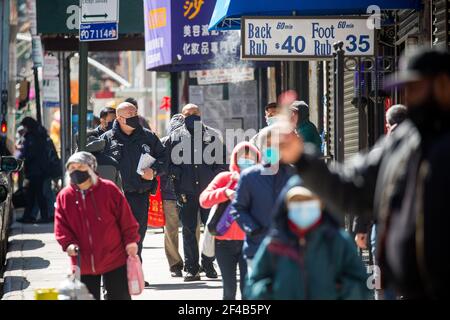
[333,41,345,163]
[78,42,88,151]
[33,66,42,124]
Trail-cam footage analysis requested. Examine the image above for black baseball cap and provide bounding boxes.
[384,46,450,89]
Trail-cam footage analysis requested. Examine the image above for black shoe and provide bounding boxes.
[202,264,218,279]
[184,272,201,282]
[170,269,183,277]
[144,281,150,287]
[17,217,37,224]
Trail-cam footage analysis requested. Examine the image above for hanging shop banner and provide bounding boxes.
[42,54,60,108]
[144,0,239,70]
[241,16,375,60]
[196,67,254,85]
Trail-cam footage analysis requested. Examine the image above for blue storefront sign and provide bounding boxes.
[144,0,239,70]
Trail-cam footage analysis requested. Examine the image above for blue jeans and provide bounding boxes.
[371,224,396,300]
[215,240,246,300]
[30,178,55,220]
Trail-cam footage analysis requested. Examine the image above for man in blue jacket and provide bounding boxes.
[231,124,296,276]
[101,102,166,274]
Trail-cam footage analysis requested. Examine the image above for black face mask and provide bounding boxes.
[408,93,450,137]
[125,116,140,129]
[70,170,91,185]
[184,115,201,132]
[105,121,113,131]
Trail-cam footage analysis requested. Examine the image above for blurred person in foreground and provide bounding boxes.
[278,47,450,299]
[353,104,407,300]
[246,176,370,300]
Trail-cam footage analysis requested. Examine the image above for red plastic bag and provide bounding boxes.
[127,255,145,295]
[147,176,165,227]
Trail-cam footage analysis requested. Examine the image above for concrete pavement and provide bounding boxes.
[1,210,239,300]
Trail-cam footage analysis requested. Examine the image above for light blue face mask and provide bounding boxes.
[237,157,256,171]
[266,116,279,126]
[262,147,280,165]
[287,200,322,229]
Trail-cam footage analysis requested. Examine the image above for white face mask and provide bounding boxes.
[287,200,322,229]
[266,116,280,126]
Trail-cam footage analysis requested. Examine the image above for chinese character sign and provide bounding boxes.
[144,0,239,69]
[172,0,237,65]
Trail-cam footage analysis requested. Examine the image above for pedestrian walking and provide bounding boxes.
[289,101,322,152]
[250,102,279,148]
[160,114,185,277]
[92,107,116,137]
[85,130,122,189]
[54,152,140,300]
[246,176,370,300]
[353,104,407,300]
[231,125,296,277]
[165,104,227,281]
[279,47,450,299]
[16,117,52,224]
[101,102,166,282]
[200,141,261,300]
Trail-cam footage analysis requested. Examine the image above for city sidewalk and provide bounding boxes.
[1,210,234,300]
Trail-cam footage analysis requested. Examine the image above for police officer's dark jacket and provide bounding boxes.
[166,123,228,196]
[101,120,166,194]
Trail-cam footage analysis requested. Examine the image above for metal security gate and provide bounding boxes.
[432,0,450,48]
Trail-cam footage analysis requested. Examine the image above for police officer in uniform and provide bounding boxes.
[101,102,166,279]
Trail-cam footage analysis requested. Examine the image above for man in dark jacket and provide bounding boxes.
[92,107,116,137]
[232,124,296,275]
[279,47,450,299]
[165,104,228,281]
[16,117,51,224]
[101,102,166,270]
[289,101,322,152]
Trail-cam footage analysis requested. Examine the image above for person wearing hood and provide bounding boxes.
[200,142,261,300]
[101,102,166,277]
[54,152,140,300]
[165,104,228,281]
[16,117,52,223]
[231,124,296,277]
[160,114,187,277]
[289,101,322,152]
[246,176,370,300]
[85,130,122,189]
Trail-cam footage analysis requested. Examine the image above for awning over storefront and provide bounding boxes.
[209,0,422,30]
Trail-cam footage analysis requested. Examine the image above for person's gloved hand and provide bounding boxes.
[66,244,79,257]
[126,242,138,257]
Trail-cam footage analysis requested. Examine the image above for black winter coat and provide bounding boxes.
[101,121,166,194]
[165,124,228,196]
[295,119,450,299]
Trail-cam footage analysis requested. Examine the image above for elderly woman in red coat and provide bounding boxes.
[55,151,140,300]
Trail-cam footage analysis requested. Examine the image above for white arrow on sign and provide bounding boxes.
[80,0,119,24]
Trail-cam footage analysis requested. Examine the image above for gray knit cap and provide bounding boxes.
[66,151,97,171]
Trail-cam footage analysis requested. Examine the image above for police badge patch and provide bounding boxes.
[142,144,151,153]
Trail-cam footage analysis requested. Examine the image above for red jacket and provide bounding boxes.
[54,178,140,275]
[199,142,261,241]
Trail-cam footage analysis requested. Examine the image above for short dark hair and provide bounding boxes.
[99,107,116,119]
[386,104,408,126]
[124,97,138,108]
[265,102,277,111]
